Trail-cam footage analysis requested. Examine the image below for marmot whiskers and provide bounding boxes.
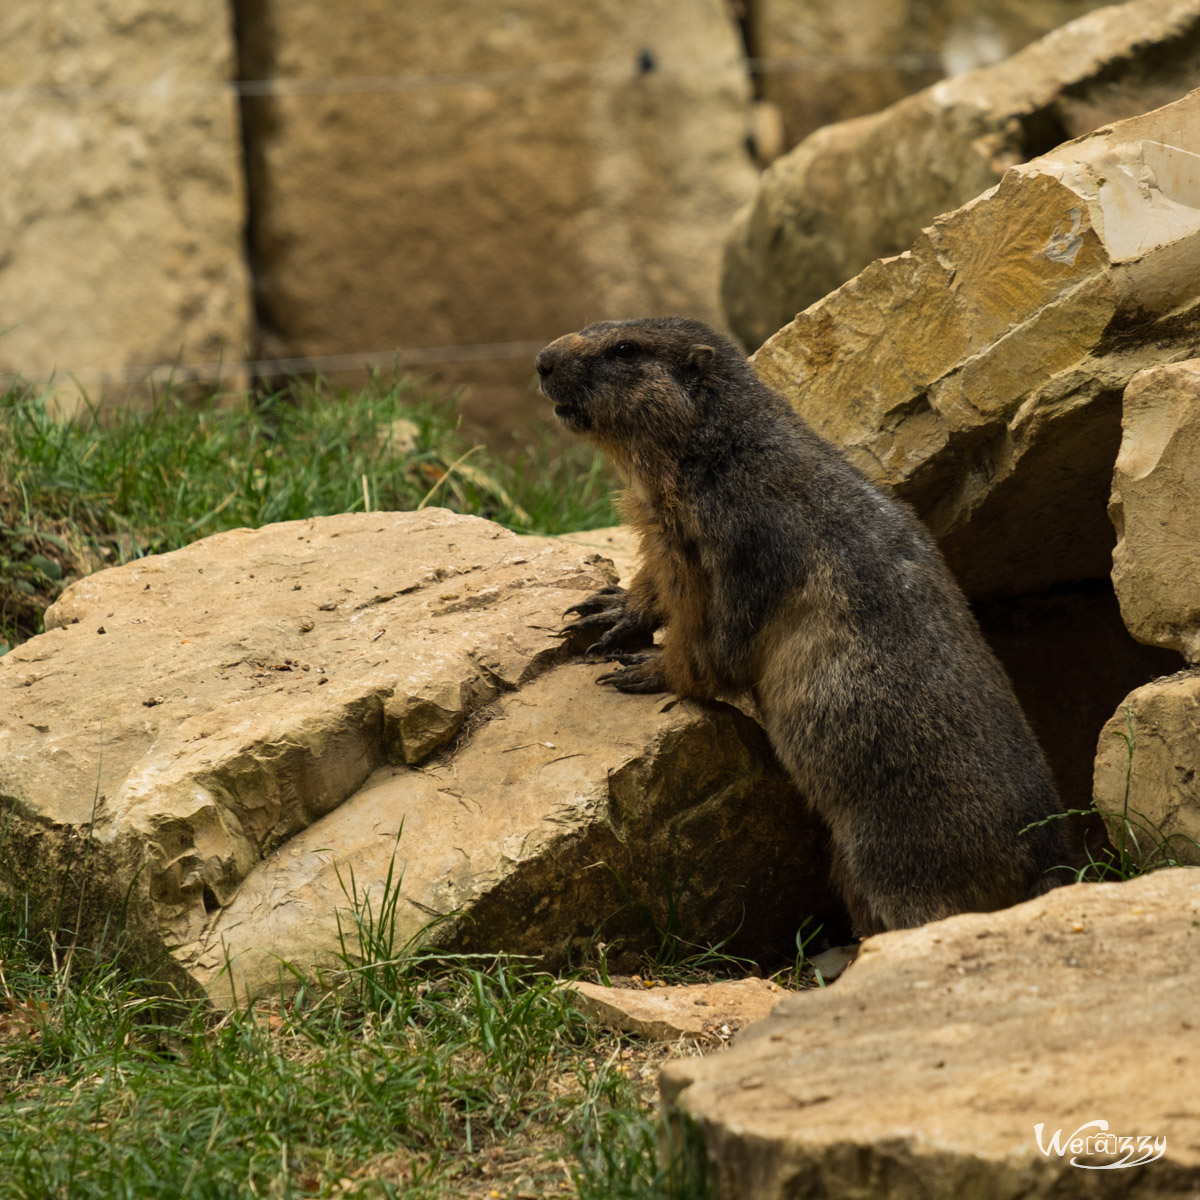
[536,316,1069,936]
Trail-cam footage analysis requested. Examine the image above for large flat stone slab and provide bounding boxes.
[0,510,831,1003]
[662,869,1200,1198]
[239,0,756,439]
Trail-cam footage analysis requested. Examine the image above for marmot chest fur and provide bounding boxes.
[536,316,1069,936]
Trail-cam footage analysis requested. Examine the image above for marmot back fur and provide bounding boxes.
[536,316,1069,936]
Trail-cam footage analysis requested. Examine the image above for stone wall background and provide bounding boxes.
[0,0,252,405]
[0,0,1115,438]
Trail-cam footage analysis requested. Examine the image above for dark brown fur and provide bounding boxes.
[536,316,1071,936]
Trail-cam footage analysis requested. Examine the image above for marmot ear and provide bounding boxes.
[685,343,715,376]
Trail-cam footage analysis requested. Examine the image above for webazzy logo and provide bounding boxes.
[1034,1120,1167,1169]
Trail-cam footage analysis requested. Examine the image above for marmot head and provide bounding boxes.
[535,317,747,458]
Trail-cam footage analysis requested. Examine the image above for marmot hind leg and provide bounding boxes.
[830,842,968,938]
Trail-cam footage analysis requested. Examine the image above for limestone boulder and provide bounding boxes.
[1094,673,1200,869]
[1111,361,1200,663]
[750,88,1200,602]
[239,0,757,440]
[755,0,1108,152]
[662,868,1200,1198]
[726,0,1200,349]
[0,510,831,1005]
[0,0,252,405]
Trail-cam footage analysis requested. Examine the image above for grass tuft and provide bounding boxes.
[0,374,617,649]
[0,920,709,1198]
[0,834,711,1199]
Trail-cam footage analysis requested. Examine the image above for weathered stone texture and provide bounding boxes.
[750,89,1200,601]
[0,0,252,401]
[1094,673,1200,869]
[555,526,640,589]
[726,0,1200,349]
[566,978,785,1043]
[0,511,831,1005]
[663,868,1200,1198]
[239,0,757,439]
[755,0,1108,151]
[1111,361,1200,663]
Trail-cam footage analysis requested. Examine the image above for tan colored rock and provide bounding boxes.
[1111,361,1200,663]
[566,978,786,1043]
[193,665,831,1005]
[556,526,640,586]
[662,869,1200,1198]
[755,0,1107,151]
[805,943,858,982]
[240,0,757,441]
[726,0,1200,349]
[0,510,831,1004]
[1094,673,1200,869]
[749,88,1200,600]
[0,0,252,406]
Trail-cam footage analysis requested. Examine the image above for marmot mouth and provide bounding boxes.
[540,379,592,431]
[554,402,592,432]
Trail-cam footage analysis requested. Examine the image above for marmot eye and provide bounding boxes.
[612,341,639,360]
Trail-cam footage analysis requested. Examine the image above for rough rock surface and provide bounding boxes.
[555,527,640,587]
[0,0,252,405]
[1094,673,1200,869]
[750,89,1200,601]
[1110,361,1200,663]
[662,869,1200,1198]
[566,978,785,1043]
[238,0,757,440]
[756,0,1108,151]
[726,0,1200,349]
[0,510,831,1004]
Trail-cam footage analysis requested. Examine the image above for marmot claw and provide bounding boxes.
[563,585,626,619]
[561,610,624,636]
[595,660,670,693]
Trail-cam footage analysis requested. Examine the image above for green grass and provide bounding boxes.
[0,866,711,1200]
[0,373,618,649]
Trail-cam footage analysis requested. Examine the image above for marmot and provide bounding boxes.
[536,316,1070,936]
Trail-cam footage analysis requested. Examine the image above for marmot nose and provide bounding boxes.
[535,348,554,378]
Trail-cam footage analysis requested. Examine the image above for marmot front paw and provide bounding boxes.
[559,586,656,657]
[595,651,670,694]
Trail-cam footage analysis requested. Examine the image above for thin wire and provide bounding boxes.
[0,340,550,392]
[0,54,947,105]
